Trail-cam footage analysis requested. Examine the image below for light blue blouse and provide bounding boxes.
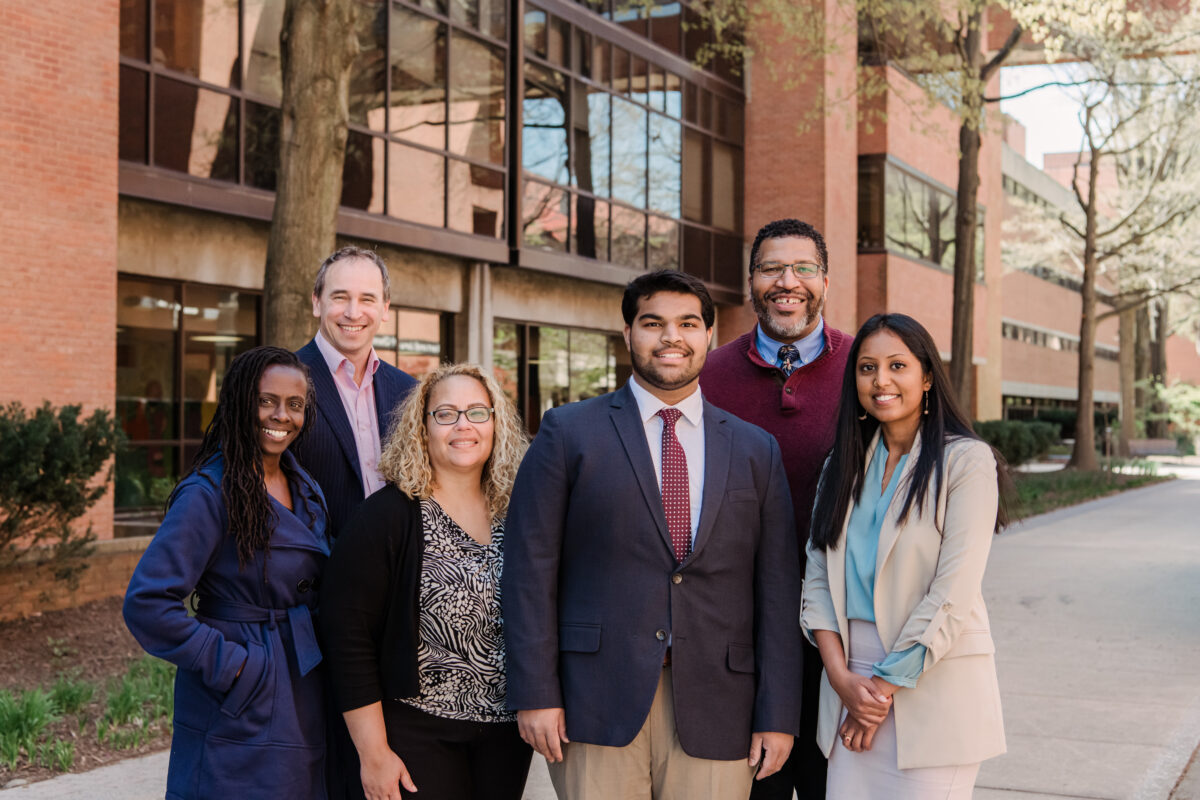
[845,442,927,688]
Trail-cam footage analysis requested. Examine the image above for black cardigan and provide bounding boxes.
[320,485,424,713]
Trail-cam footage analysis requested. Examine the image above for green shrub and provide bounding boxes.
[50,674,95,715]
[974,419,1063,467]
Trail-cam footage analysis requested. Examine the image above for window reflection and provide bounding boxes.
[682,225,711,282]
[647,217,679,271]
[448,159,505,238]
[390,7,447,149]
[182,286,258,439]
[523,65,569,184]
[573,195,609,261]
[711,139,738,231]
[342,131,385,213]
[120,67,148,163]
[450,32,506,165]
[245,101,280,190]
[451,0,506,40]
[243,0,283,103]
[374,307,447,378]
[611,206,645,268]
[153,78,238,181]
[648,114,681,216]
[681,128,706,223]
[153,0,240,86]
[121,0,149,60]
[611,97,646,207]
[388,142,445,226]
[523,180,569,251]
[351,5,388,130]
[572,83,610,196]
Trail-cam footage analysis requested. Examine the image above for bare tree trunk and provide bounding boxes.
[1148,297,1170,438]
[949,14,984,415]
[1070,151,1101,471]
[1117,306,1136,456]
[263,0,361,349]
[1135,304,1151,415]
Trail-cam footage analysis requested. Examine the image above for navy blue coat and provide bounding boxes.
[124,452,330,800]
[502,383,803,761]
[293,340,417,538]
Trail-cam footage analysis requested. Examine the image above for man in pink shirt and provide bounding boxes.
[293,246,418,539]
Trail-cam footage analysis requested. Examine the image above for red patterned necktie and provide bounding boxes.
[657,407,691,563]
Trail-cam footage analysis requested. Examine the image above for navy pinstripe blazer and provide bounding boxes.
[293,339,417,539]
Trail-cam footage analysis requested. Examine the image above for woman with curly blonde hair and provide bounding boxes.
[321,363,533,800]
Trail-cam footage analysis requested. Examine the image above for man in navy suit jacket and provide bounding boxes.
[504,271,802,800]
[293,246,417,539]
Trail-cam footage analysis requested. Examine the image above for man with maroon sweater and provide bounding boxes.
[700,218,851,800]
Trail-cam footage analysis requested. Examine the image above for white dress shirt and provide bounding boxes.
[626,375,705,545]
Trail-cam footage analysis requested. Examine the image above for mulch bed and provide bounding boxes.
[0,597,171,787]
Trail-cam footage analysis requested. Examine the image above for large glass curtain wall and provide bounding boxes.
[521,2,744,287]
[120,0,509,239]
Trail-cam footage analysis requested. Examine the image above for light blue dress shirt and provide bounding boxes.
[755,318,825,369]
[845,442,927,688]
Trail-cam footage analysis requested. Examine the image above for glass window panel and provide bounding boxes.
[245,100,280,190]
[569,330,612,402]
[699,88,712,129]
[119,66,148,163]
[182,286,258,439]
[351,4,387,130]
[390,7,447,148]
[631,57,648,103]
[932,187,954,267]
[416,0,447,16]
[530,326,570,419]
[448,158,505,238]
[648,113,681,217]
[117,278,180,444]
[681,128,706,223]
[647,217,679,271]
[857,159,884,249]
[451,0,506,40]
[395,308,444,378]
[572,195,609,261]
[388,142,445,226]
[611,97,647,207]
[243,0,283,103]
[522,180,568,252]
[683,4,709,64]
[610,206,645,268]
[114,444,179,519]
[524,6,547,58]
[710,139,738,231]
[449,32,506,165]
[572,88,609,196]
[492,322,521,408]
[153,0,240,86]
[574,29,591,78]
[712,232,744,287]
[681,224,711,282]
[663,72,682,118]
[342,131,385,212]
[121,0,149,60]
[153,78,239,181]
[613,2,646,37]
[547,16,569,66]
[684,82,697,123]
[612,47,630,93]
[650,1,682,54]
[523,64,568,184]
[593,39,611,86]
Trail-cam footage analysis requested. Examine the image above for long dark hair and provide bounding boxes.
[809,314,1010,550]
[170,346,316,567]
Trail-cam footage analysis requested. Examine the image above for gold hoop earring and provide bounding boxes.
[858,410,867,421]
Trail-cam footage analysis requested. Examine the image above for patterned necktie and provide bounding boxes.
[778,344,801,376]
[657,408,691,563]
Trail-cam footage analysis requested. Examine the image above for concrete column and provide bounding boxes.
[466,262,495,372]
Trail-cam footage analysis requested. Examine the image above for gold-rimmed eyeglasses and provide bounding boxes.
[753,261,824,280]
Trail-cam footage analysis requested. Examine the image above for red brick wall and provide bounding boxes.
[1167,334,1200,385]
[0,538,147,623]
[0,2,118,538]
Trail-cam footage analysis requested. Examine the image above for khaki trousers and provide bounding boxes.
[547,666,757,800]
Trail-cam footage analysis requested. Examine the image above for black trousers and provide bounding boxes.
[750,638,828,800]
[328,700,532,800]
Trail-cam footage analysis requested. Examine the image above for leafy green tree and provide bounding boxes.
[0,403,122,583]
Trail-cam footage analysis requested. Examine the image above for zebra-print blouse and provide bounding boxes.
[400,499,515,722]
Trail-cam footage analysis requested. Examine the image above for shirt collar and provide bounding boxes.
[755,317,825,368]
[627,374,704,427]
[314,330,380,382]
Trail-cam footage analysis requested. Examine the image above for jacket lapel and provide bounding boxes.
[608,384,673,555]
[690,402,730,559]
[301,341,363,482]
[373,369,398,440]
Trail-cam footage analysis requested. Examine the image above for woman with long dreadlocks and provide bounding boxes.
[124,346,331,799]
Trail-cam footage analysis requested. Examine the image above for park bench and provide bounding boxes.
[1127,438,1178,456]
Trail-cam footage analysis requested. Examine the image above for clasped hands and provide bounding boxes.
[831,671,894,753]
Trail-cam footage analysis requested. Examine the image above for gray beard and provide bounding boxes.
[752,291,823,341]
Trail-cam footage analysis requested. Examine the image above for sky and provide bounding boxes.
[999,64,1088,169]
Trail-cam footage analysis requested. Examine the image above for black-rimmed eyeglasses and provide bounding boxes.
[428,407,495,425]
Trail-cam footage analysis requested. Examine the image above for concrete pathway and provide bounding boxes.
[6,464,1199,799]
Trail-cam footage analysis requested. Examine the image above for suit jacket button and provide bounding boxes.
[671,574,682,585]
[655,630,667,641]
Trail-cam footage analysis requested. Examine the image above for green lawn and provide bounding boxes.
[1012,463,1171,518]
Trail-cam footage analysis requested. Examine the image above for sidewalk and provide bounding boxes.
[6,468,1200,799]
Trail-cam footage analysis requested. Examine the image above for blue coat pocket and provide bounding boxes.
[219,639,272,725]
[559,623,601,653]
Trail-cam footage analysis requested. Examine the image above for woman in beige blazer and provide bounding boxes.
[802,313,1009,799]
